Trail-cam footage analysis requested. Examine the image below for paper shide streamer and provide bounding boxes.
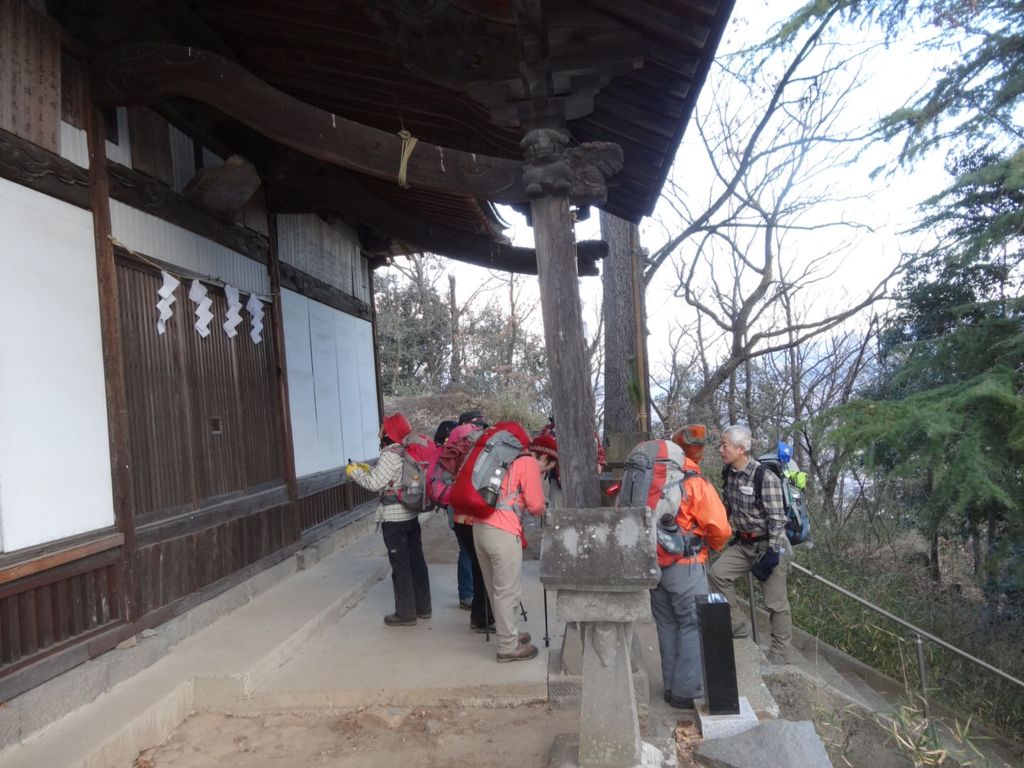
[189,279,215,338]
[247,293,264,344]
[223,284,243,338]
[156,270,180,335]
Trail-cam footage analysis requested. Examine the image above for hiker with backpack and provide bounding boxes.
[650,425,732,710]
[447,410,495,633]
[346,412,432,627]
[708,424,792,664]
[434,419,474,611]
[466,431,557,662]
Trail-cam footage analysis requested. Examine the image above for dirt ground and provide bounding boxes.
[134,705,580,768]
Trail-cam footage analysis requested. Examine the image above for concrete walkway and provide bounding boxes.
[0,515,563,768]
[0,511,814,768]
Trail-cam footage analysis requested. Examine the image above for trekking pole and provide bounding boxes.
[540,508,549,646]
[519,601,527,622]
[543,590,550,647]
[746,570,761,645]
[483,593,491,643]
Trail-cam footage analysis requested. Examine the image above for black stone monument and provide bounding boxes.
[696,593,740,715]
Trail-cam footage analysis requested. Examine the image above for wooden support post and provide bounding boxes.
[531,194,600,510]
[267,213,298,500]
[85,90,139,621]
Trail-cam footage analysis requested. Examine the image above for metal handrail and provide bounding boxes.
[788,560,1024,718]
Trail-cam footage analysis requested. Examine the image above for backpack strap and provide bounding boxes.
[752,464,766,512]
[752,463,771,541]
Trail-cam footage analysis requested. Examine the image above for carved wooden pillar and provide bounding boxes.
[531,193,600,509]
[523,128,622,510]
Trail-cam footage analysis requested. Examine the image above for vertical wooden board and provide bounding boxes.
[1,595,21,663]
[69,574,84,635]
[144,544,158,610]
[181,537,191,599]
[127,107,173,185]
[108,562,123,620]
[208,525,220,584]
[54,579,70,642]
[35,586,53,649]
[60,52,84,129]
[0,0,60,152]
[18,590,38,657]
[82,569,98,629]
[95,567,111,625]
[131,551,146,619]
[260,511,271,558]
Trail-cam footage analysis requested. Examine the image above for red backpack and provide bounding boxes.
[426,425,483,509]
[450,421,530,519]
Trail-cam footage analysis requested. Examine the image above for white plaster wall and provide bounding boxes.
[0,178,115,551]
[281,289,379,475]
[58,110,131,170]
[59,121,89,168]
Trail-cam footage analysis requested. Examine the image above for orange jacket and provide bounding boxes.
[657,457,732,567]
[476,453,546,539]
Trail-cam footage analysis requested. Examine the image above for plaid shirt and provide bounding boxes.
[350,445,417,523]
[722,458,787,550]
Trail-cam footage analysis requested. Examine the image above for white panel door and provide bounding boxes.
[351,316,381,459]
[308,301,344,471]
[281,289,320,477]
[334,311,365,462]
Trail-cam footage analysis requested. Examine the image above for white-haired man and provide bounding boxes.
[708,424,792,664]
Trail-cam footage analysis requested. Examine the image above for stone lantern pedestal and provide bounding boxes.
[540,507,666,768]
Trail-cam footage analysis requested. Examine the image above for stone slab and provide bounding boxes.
[695,696,758,740]
[557,591,651,623]
[549,626,649,714]
[548,733,670,768]
[695,719,833,768]
[540,507,659,592]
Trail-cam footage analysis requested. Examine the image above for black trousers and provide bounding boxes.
[381,518,431,620]
[454,521,493,628]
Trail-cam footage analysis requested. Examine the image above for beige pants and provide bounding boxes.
[707,541,792,660]
[473,523,523,655]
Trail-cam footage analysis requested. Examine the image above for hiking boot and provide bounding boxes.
[766,650,791,665]
[417,611,432,619]
[663,689,672,703]
[459,599,472,611]
[384,613,417,627]
[518,631,531,644]
[669,697,695,710]
[496,642,539,663]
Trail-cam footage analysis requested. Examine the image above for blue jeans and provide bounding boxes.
[448,508,473,601]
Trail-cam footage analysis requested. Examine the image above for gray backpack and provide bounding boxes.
[616,440,694,520]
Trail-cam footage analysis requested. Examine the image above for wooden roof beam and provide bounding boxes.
[92,44,530,203]
[267,168,606,276]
